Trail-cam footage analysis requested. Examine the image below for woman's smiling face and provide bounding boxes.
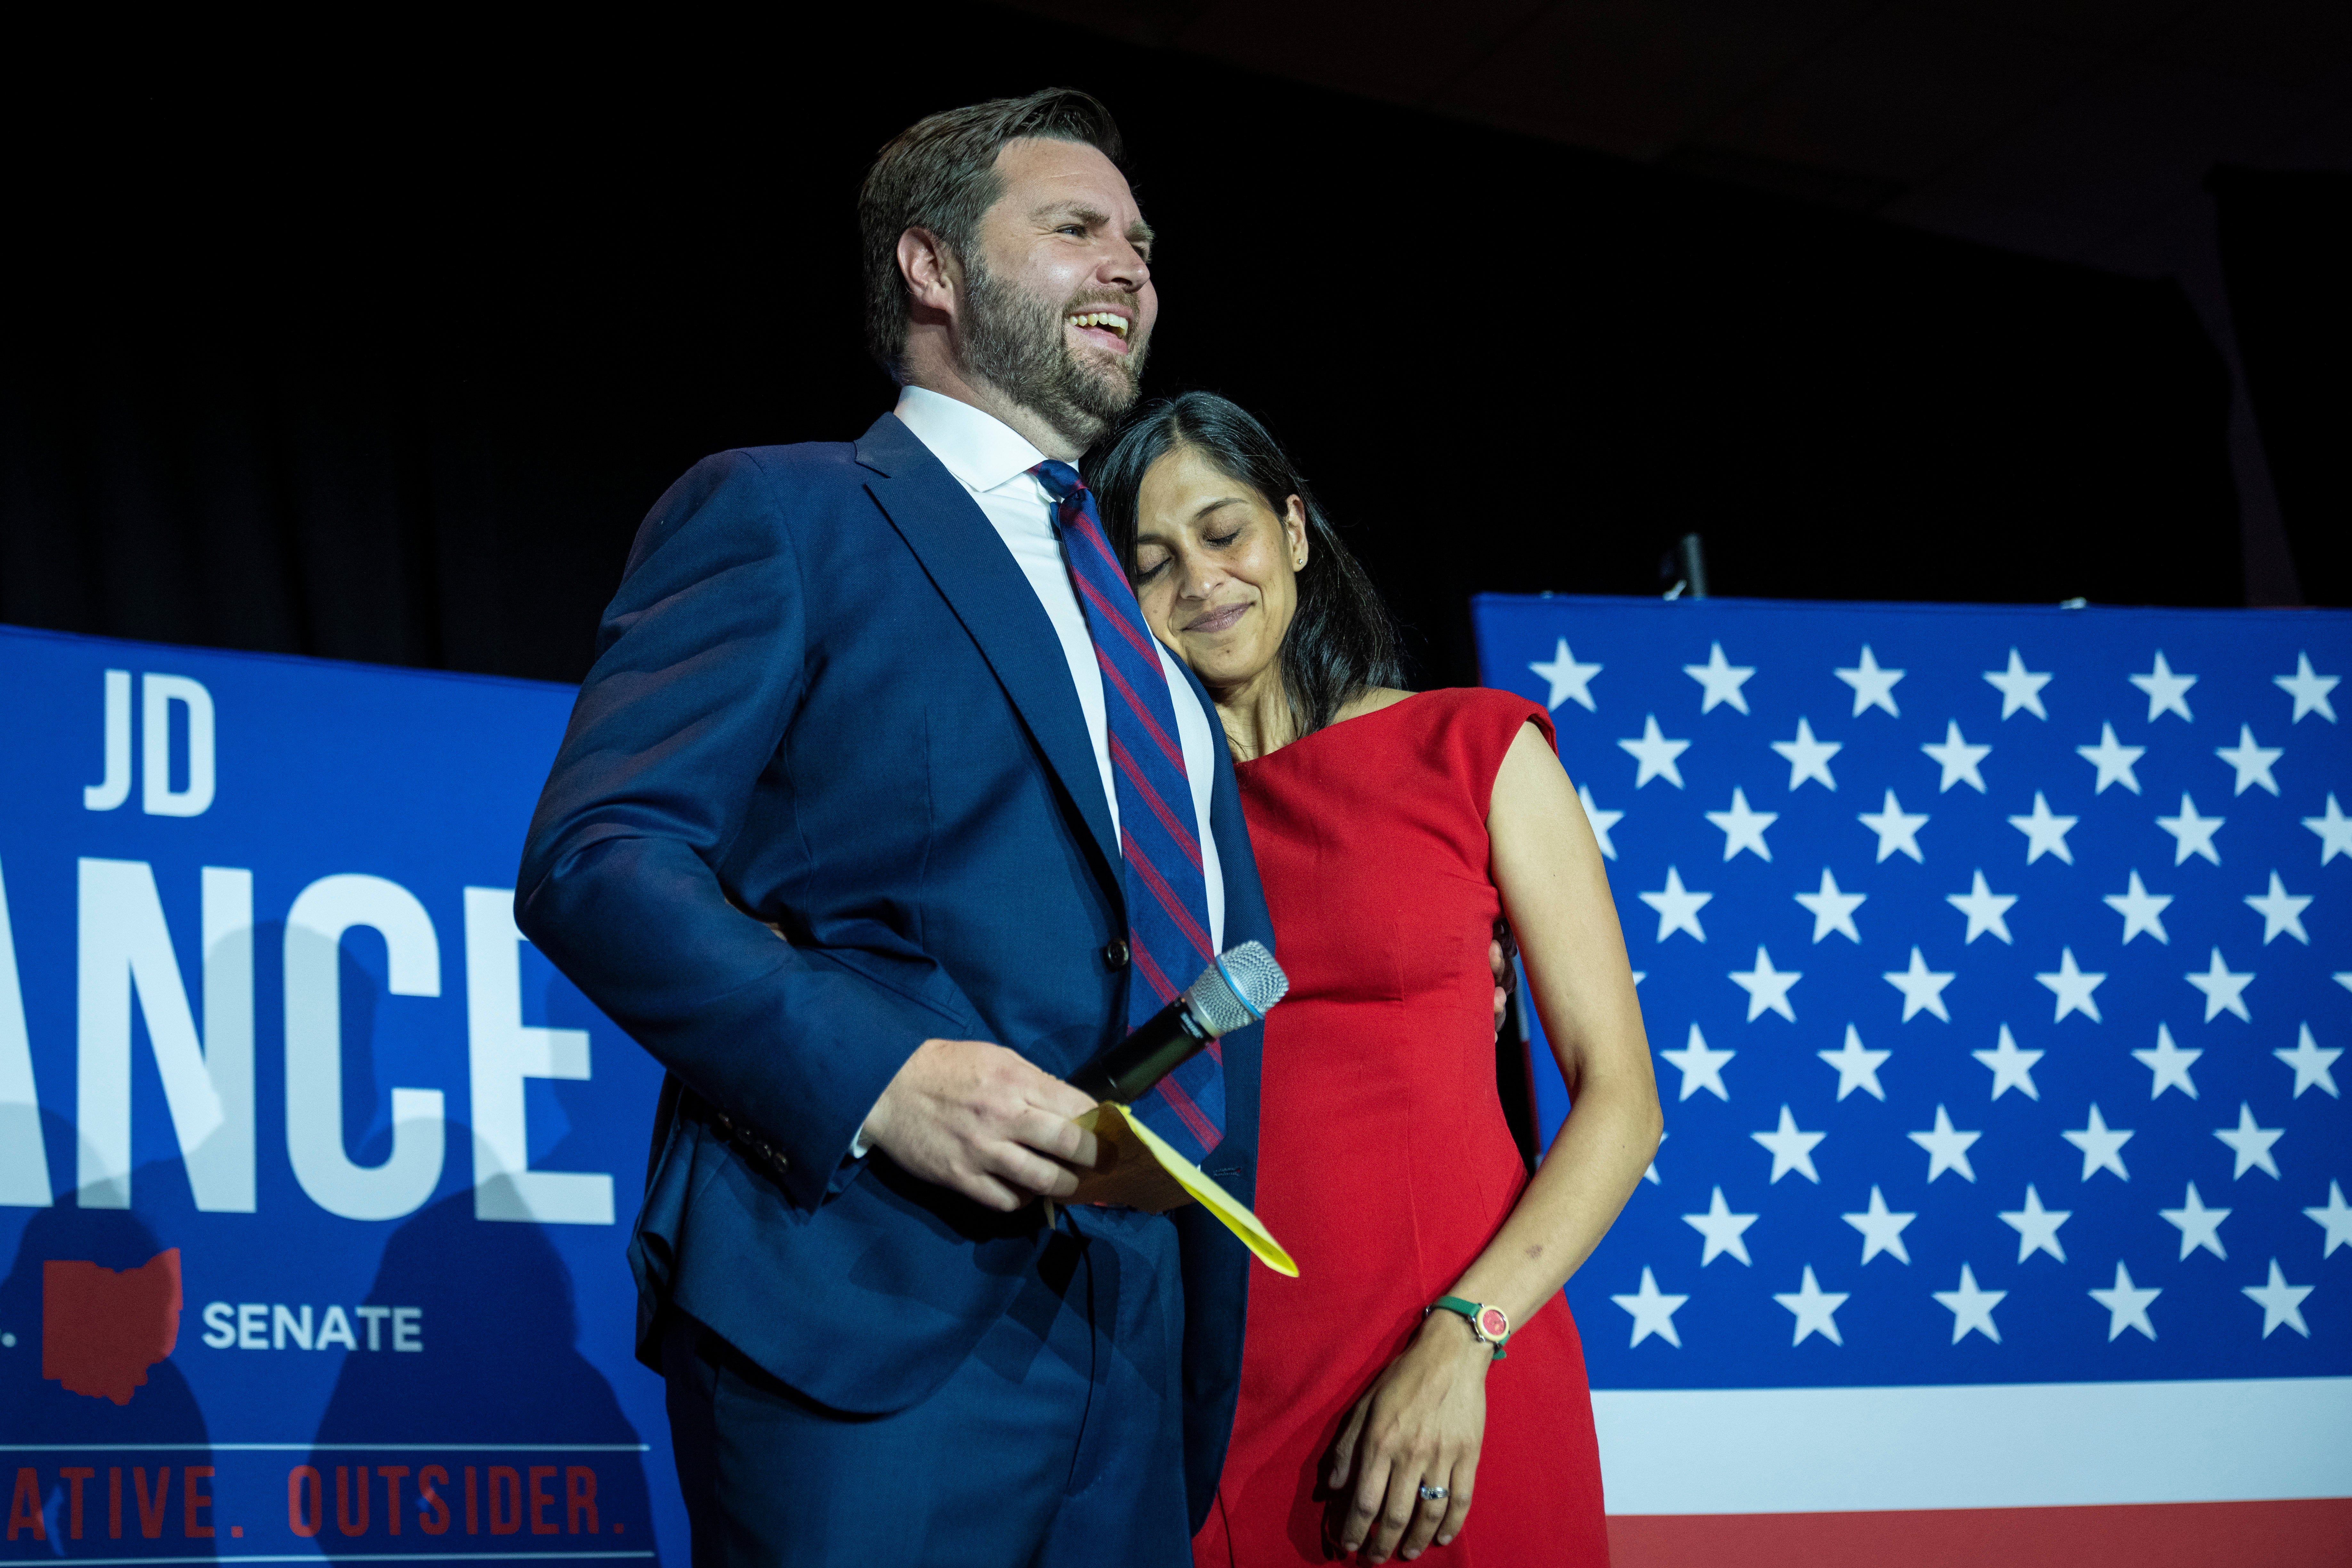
[1129,443,1309,695]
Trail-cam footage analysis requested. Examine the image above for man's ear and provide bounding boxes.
[898,227,958,321]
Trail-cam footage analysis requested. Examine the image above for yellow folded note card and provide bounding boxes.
[1074,1103,1298,1277]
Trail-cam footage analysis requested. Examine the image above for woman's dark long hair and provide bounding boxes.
[1089,392,1405,742]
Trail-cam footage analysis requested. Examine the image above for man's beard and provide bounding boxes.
[961,258,1148,449]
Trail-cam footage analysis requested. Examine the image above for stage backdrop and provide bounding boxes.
[9,606,2349,1567]
[0,624,685,1564]
[1476,593,2352,1566]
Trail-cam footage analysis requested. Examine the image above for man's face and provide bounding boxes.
[958,136,1157,449]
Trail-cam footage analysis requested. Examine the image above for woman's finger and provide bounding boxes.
[1435,1451,1477,1548]
[1365,1459,1423,1562]
[1394,1460,1453,1559]
[1327,1395,1371,1490]
[1340,1447,1393,1556]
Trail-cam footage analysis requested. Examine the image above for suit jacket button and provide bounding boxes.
[1104,939,1131,970]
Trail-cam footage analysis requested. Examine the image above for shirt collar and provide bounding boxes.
[892,385,1049,496]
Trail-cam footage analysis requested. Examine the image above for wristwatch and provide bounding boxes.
[1427,1295,1510,1360]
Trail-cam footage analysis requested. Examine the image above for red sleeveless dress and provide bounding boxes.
[1196,688,1611,1567]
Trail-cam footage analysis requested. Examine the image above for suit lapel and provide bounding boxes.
[855,414,1124,892]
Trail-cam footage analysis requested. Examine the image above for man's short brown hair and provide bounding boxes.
[858,89,1125,381]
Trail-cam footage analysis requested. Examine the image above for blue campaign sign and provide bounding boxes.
[1473,594,2352,1396]
[0,625,685,1563]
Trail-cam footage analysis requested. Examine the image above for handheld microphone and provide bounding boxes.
[1070,941,1289,1104]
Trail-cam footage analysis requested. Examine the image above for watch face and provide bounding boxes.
[1477,1306,1509,1341]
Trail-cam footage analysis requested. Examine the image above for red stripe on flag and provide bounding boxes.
[1607,1498,2352,1568]
[1094,648,1188,770]
[1110,733,1203,868]
[1154,1075,1219,1152]
[1070,569,1165,667]
[1131,940,1180,1006]
[1125,836,1214,959]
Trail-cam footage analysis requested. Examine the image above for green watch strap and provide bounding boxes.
[1429,1295,1509,1359]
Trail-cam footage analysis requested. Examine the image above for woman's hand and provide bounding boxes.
[1489,917,1518,1038]
[1325,1313,1492,1561]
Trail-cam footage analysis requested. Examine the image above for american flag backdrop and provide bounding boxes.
[1471,595,2352,1568]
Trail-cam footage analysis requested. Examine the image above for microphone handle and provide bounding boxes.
[1068,995,1213,1104]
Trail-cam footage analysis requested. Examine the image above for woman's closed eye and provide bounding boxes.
[1135,531,1238,586]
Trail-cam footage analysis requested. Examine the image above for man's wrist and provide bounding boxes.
[851,1082,897,1162]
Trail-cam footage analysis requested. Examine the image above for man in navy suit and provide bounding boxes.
[516,90,1271,1565]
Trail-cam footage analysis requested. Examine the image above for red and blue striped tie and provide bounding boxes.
[1032,459,1225,1162]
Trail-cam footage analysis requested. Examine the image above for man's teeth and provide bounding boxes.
[1067,311,1129,339]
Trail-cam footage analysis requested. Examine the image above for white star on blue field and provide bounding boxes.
[1475,595,2351,1390]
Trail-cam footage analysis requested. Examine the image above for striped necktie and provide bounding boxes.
[1031,459,1225,1162]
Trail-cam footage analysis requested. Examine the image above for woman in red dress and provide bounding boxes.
[1092,395,1663,1566]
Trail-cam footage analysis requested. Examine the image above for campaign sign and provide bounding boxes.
[0,625,684,1564]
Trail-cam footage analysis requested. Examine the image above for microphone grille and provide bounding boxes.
[1184,941,1290,1036]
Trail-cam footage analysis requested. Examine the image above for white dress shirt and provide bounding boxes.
[892,386,1226,952]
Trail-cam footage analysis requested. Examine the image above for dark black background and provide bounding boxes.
[0,6,2302,689]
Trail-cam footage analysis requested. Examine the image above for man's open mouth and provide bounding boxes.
[1067,310,1130,342]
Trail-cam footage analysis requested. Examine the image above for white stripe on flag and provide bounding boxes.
[1595,1378,2352,1514]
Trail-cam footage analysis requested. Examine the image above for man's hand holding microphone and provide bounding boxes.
[862,1039,1103,1212]
[861,931,1509,1213]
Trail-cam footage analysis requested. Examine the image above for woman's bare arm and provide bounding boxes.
[1446,720,1662,1327]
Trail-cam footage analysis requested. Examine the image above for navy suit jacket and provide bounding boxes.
[515,412,1272,1525]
